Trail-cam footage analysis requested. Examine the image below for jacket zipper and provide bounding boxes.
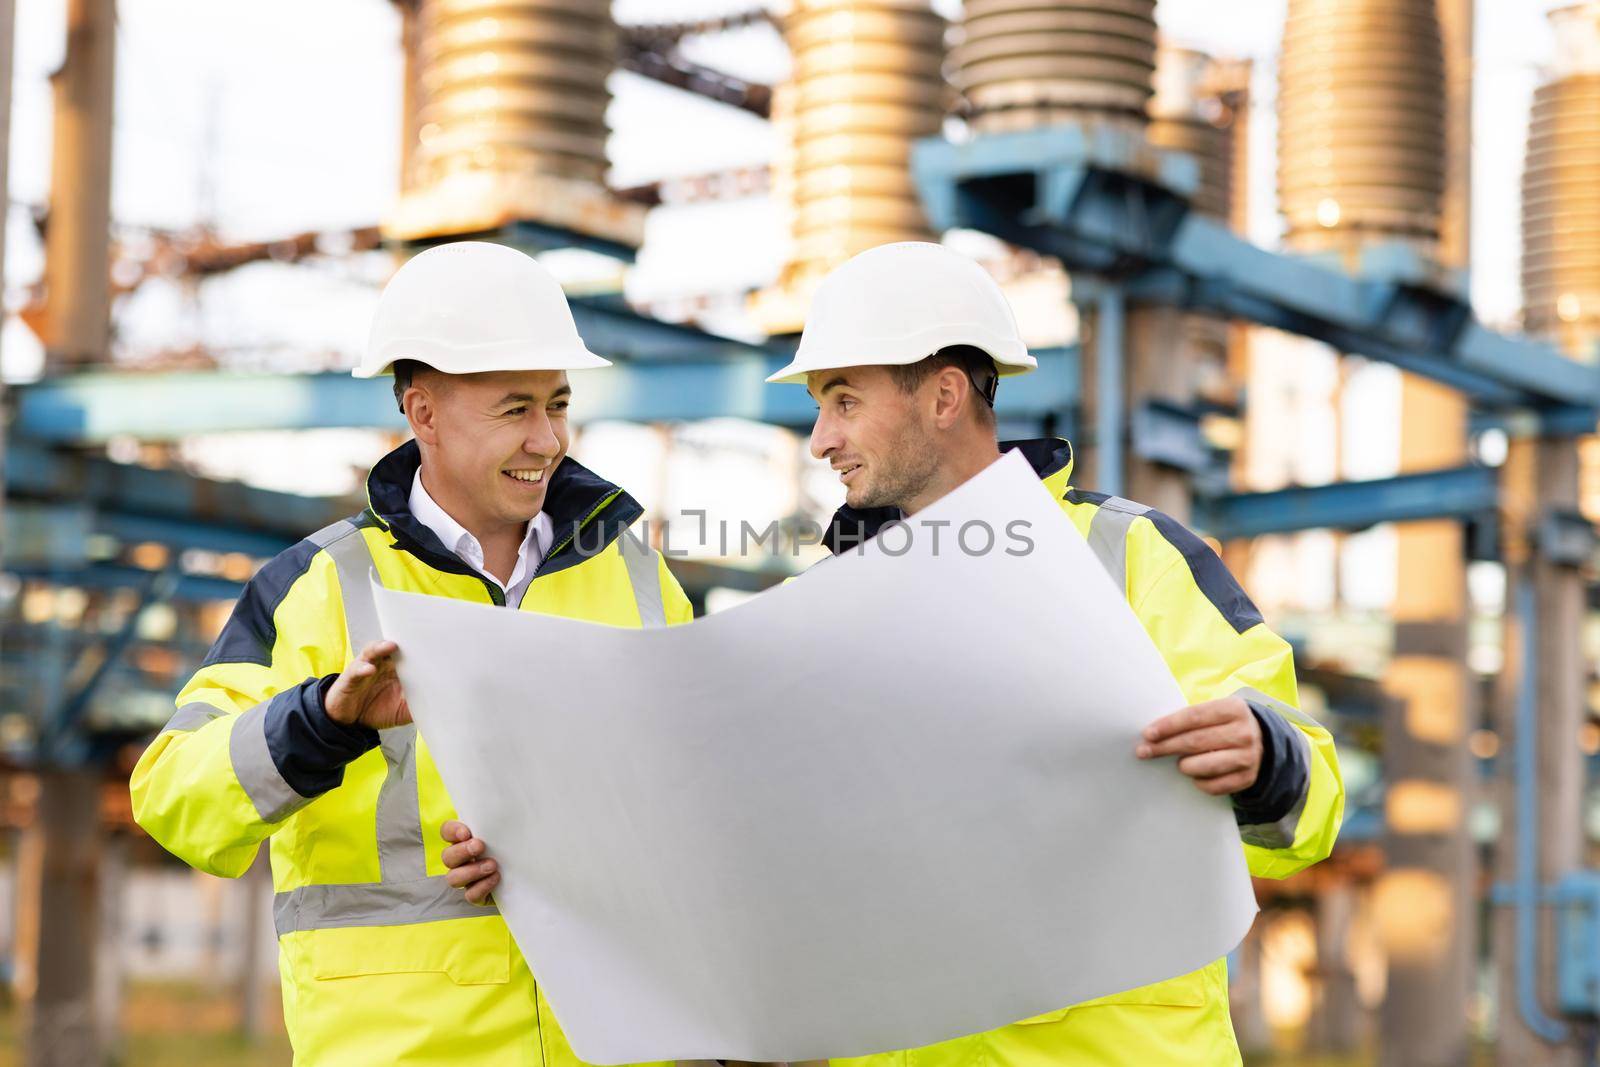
[531,488,625,582]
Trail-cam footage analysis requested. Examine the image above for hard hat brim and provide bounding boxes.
[353,338,613,379]
[765,349,1038,385]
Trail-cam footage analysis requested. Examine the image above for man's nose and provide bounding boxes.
[524,413,560,456]
[810,412,841,460]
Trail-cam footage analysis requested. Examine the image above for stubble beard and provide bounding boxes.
[850,420,941,512]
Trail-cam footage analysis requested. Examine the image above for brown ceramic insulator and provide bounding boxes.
[413,0,615,186]
[1522,71,1600,358]
[752,0,944,331]
[1277,0,1446,250]
[955,0,1157,132]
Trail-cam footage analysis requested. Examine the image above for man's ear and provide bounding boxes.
[929,366,971,430]
[406,383,440,446]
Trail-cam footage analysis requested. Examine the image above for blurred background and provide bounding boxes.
[0,0,1597,1064]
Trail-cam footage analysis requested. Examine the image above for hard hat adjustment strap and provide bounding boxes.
[969,366,999,408]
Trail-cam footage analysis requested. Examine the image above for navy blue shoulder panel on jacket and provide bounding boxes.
[1141,509,1265,636]
[1066,489,1263,635]
[198,515,368,669]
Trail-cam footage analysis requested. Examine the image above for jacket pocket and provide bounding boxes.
[1072,967,1212,1009]
[308,914,512,986]
[1013,968,1210,1024]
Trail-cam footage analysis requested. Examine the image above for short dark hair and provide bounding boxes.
[392,359,420,413]
[885,345,998,427]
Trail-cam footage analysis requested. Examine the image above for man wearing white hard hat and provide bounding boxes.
[132,241,693,1065]
[768,241,1345,1064]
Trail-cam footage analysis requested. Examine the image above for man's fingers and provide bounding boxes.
[1141,699,1239,744]
[440,820,471,844]
[1176,748,1254,781]
[1194,771,1255,796]
[465,872,501,906]
[360,640,399,662]
[1137,723,1252,759]
[445,859,496,888]
[441,837,485,869]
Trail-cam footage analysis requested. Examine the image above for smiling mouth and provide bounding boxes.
[837,463,862,483]
[503,469,546,485]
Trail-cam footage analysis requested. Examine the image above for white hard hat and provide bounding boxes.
[766,242,1037,384]
[354,241,611,379]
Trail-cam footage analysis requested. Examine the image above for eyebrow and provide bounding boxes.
[813,375,852,398]
[495,385,571,406]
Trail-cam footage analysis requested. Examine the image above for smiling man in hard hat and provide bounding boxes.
[131,241,693,1066]
[776,242,1342,1064]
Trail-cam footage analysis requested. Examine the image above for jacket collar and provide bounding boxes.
[364,440,643,578]
[823,438,1075,555]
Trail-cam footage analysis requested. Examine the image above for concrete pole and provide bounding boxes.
[1229,921,1272,1056]
[236,851,272,1037]
[16,770,105,1066]
[1377,381,1475,1067]
[15,6,113,1064]
[1371,6,1476,1062]
[92,831,125,1059]
[1124,303,1214,523]
[43,0,115,368]
[1311,881,1362,1055]
[1492,437,1587,1067]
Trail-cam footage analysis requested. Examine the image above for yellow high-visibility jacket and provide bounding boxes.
[820,438,1344,1067]
[131,440,693,1067]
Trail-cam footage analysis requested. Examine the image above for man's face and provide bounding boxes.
[412,368,571,528]
[806,365,939,510]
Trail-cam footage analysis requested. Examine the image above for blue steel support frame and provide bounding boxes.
[1194,466,1502,542]
[914,126,1600,1041]
[43,567,182,763]
[1514,580,1574,1041]
[8,348,1080,442]
[911,126,1600,419]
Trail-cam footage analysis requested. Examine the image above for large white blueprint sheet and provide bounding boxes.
[374,451,1257,1064]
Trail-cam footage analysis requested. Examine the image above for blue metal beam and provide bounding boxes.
[3,561,246,601]
[5,444,350,553]
[912,126,1600,416]
[1194,465,1501,541]
[9,348,1079,441]
[570,294,795,362]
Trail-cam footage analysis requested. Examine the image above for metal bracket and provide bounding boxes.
[1554,872,1600,1017]
[1131,400,1219,475]
[1534,510,1599,568]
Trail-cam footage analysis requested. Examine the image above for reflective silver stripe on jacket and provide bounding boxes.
[620,526,667,627]
[274,514,664,932]
[274,875,498,935]
[230,697,314,823]
[1232,686,1315,850]
[163,701,226,734]
[1084,496,1151,593]
[322,525,429,883]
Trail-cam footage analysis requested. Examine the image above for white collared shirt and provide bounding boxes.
[409,470,554,608]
